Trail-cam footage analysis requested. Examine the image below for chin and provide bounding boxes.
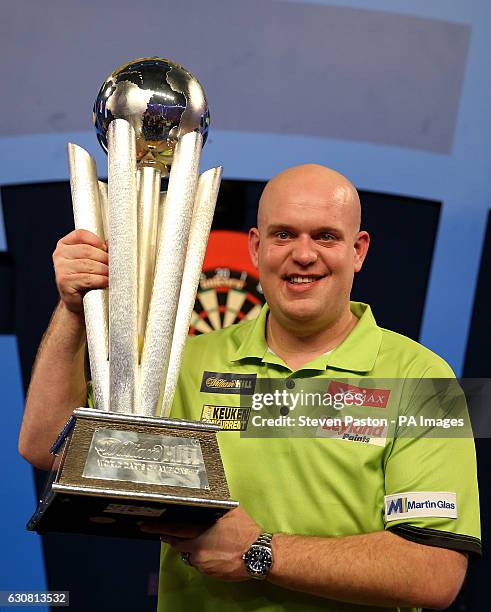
[279,305,325,327]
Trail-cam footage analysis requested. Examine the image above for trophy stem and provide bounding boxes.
[156,191,167,257]
[138,131,202,417]
[67,144,109,412]
[107,120,139,414]
[161,166,223,416]
[97,181,109,243]
[137,166,161,362]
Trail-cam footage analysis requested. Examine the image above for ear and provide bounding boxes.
[248,227,260,269]
[354,231,370,273]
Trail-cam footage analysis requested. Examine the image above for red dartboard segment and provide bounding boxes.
[202,230,258,277]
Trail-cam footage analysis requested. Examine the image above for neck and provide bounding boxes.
[266,307,358,371]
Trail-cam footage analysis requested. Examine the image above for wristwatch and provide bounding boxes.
[242,532,274,579]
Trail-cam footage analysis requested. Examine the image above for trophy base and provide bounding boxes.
[27,408,238,540]
[27,485,233,540]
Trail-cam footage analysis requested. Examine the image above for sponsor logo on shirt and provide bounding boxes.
[318,417,388,447]
[201,405,251,431]
[384,492,457,522]
[327,381,391,408]
[200,371,256,395]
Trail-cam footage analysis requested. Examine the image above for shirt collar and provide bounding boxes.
[327,302,382,373]
[230,302,382,374]
[231,304,270,361]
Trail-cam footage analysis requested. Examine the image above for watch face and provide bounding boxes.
[244,545,273,577]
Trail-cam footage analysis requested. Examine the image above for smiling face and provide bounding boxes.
[248,164,370,336]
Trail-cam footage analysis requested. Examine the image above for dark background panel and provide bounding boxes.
[1,179,444,612]
[0,251,14,333]
[353,190,439,340]
[464,210,491,378]
[462,210,491,609]
[1,182,74,390]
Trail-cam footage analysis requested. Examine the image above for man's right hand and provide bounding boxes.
[52,229,108,314]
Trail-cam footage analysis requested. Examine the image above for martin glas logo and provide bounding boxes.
[387,497,409,515]
[384,492,457,522]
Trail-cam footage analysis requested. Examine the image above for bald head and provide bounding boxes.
[257,164,361,237]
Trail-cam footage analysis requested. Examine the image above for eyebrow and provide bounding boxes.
[267,224,344,237]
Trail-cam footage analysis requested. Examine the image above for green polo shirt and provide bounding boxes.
[158,302,481,612]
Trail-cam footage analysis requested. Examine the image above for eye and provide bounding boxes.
[317,232,335,241]
[276,231,291,240]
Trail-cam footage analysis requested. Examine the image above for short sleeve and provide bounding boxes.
[384,371,482,557]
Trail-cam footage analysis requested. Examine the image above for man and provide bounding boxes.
[20,165,480,611]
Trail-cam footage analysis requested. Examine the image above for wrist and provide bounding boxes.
[52,301,87,350]
[59,299,84,319]
[267,532,287,581]
[57,300,86,330]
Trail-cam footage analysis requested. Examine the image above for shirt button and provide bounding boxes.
[286,378,295,389]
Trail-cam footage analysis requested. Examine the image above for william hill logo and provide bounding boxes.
[200,371,256,395]
[384,492,457,522]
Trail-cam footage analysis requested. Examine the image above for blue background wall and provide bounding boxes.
[1,0,489,608]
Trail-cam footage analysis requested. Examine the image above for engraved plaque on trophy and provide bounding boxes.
[27,58,237,540]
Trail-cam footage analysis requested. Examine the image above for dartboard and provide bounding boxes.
[189,268,264,335]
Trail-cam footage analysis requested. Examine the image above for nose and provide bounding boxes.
[291,235,318,266]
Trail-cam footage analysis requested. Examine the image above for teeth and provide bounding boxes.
[289,276,317,284]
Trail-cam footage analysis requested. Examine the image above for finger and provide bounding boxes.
[59,273,109,293]
[62,259,109,277]
[138,521,205,539]
[56,243,109,265]
[154,523,209,538]
[59,229,107,251]
[138,523,188,541]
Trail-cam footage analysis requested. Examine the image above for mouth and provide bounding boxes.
[283,274,326,285]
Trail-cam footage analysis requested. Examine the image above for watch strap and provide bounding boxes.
[255,532,273,547]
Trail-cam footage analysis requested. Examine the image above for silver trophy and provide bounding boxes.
[28,58,237,539]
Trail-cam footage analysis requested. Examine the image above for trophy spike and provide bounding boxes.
[160,166,223,417]
[139,131,202,416]
[136,166,161,362]
[107,119,139,414]
[67,143,109,412]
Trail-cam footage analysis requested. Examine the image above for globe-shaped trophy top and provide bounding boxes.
[93,57,210,174]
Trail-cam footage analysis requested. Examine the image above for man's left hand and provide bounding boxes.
[140,506,261,581]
